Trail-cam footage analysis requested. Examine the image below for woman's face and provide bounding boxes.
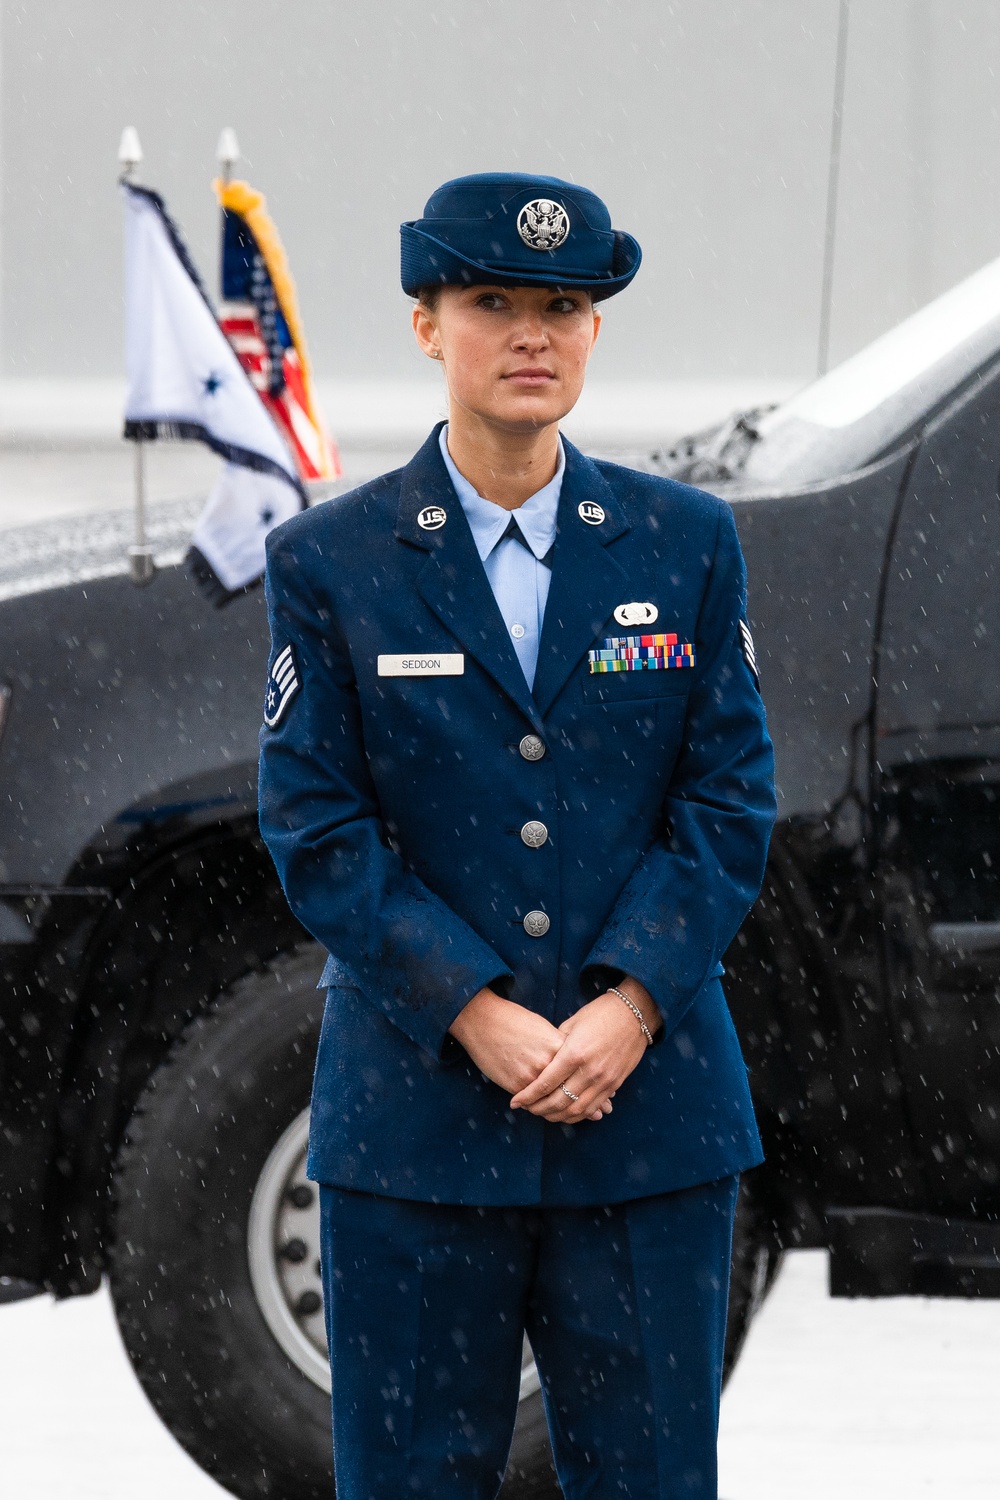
[412,284,601,432]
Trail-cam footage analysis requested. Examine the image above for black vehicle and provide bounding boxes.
[3,257,1000,1500]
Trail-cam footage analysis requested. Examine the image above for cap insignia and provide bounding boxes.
[517,199,570,251]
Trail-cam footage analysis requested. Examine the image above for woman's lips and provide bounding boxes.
[504,368,556,386]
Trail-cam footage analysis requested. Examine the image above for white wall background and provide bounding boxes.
[3,1,1000,395]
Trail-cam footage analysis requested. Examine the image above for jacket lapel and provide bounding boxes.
[531,441,630,718]
[397,426,543,730]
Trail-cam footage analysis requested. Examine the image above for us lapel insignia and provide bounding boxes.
[614,601,659,627]
[263,643,301,728]
[577,500,606,525]
[588,633,696,673]
[417,505,447,530]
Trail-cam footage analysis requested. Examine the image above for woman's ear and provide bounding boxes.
[412,303,442,362]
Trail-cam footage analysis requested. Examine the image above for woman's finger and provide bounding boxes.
[522,1078,614,1123]
[510,1048,581,1109]
[530,1100,598,1122]
[521,1082,588,1120]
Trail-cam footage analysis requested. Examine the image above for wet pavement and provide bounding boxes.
[1,1250,997,1497]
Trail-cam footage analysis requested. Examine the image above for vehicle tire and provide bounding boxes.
[723,1172,784,1384]
[109,946,553,1500]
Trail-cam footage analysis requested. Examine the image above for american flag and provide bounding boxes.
[216,178,340,482]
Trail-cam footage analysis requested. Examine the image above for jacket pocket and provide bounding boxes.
[582,669,692,705]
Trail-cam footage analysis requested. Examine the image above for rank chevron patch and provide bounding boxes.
[738,620,760,688]
[263,643,301,728]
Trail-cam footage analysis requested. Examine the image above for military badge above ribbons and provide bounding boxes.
[588,634,696,673]
[614,601,658,626]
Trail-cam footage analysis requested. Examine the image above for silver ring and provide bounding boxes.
[560,1084,580,1102]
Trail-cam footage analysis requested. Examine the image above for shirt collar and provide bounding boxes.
[439,424,564,563]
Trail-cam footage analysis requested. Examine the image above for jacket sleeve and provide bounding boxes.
[258,532,513,1059]
[580,501,776,1041]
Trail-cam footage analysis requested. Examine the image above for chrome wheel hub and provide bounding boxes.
[247,1108,540,1401]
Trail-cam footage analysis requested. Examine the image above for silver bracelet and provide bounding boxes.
[609,985,654,1047]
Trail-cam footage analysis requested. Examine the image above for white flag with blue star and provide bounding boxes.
[188,462,301,600]
[122,181,304,601]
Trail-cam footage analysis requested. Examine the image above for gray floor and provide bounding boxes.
[1,1252,997,1498]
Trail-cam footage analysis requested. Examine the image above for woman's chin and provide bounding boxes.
[475,389,578,430]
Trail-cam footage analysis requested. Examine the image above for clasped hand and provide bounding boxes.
[448,985,658,1125]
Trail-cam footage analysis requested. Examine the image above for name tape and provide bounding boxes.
[378,654,465,677]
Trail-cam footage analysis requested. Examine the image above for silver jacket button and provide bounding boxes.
[520,820,549,848]
[523,910,551,937]
[518,734,546,761]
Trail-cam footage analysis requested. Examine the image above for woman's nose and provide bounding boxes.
[512,319,548,351]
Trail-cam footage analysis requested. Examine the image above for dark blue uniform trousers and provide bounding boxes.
[319,1174,738,1500]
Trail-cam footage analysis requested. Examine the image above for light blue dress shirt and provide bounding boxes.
[439,424,564,690]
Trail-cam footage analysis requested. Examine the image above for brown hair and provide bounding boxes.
[415,285,442,312]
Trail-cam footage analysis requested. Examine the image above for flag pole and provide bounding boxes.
[817,0,850,378]
[216,129,240,302]
[119,125,156,585]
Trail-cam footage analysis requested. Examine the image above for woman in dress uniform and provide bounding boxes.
[259,172,776,1500]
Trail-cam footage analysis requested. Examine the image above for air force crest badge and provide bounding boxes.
[264,643,301,729]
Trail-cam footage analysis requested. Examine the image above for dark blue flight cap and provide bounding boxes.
[401,172,641,302]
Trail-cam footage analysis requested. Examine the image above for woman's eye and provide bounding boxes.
[477,294,507,310]
[549,297,580,313]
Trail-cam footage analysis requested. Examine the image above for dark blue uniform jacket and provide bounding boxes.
[259,426,776,1206]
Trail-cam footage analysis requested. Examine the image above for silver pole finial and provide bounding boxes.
[216,127,240,182]
[118,125,143,178]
